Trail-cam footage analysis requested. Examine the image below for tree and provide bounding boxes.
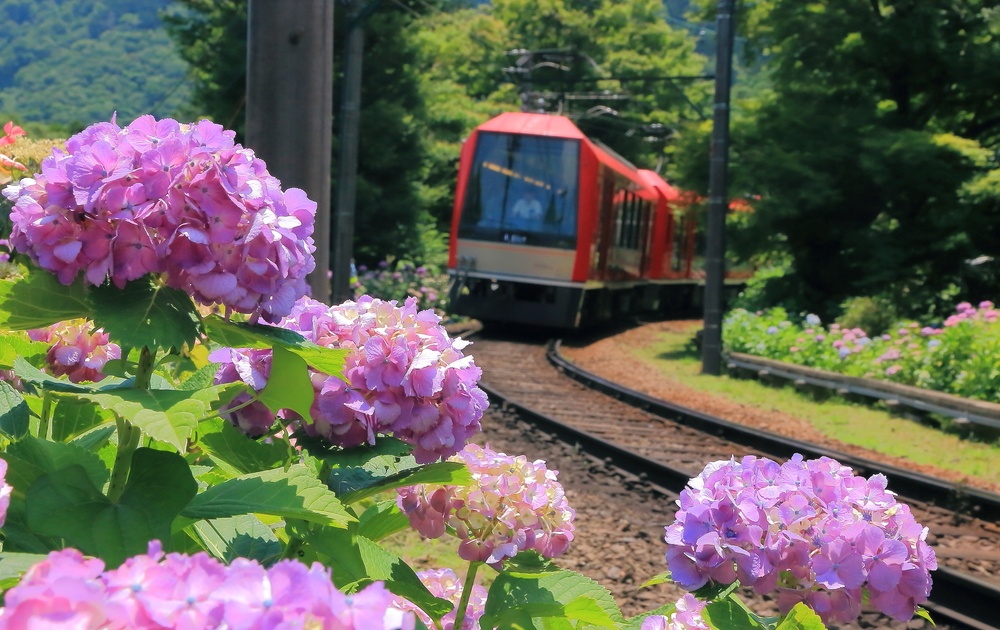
[681,0,1000,318]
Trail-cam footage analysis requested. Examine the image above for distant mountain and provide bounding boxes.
[0,0,192,132]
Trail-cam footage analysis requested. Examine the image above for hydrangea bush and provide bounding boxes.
[353,258,450,315]
[723,304,1000,402]
[0,115,936,629]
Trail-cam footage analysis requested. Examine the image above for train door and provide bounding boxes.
[592,166,616,280]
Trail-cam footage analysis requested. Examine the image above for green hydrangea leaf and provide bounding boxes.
[50,394,113,442]
[189,514,282,565]
[25,448,196,567]
[77,383,245,451]
[0,332,47,369]
[195,416,288,475]
[337,461,471,504]
[702,598,768,629]
[483,565,624,629]
[204,316,347,379]
[90,276,202,352]
[0,552,50,591]
[356,501,411,542]
[774,602,827,630]
[0,380,29,439]
[3,436,110,496]
[182,464,354,527]
[0,268,91,330]
[258,345,314,420]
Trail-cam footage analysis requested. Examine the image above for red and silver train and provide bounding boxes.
[447,111,721,329]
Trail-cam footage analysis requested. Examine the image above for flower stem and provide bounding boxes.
[108,414,140,503]
[38,391,53,440]
[107,346,154,502]
[453,561,482,630]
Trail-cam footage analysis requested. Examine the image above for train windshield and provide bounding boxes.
[459,132,579,249]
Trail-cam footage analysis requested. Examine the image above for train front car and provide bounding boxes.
[447,112,663,328]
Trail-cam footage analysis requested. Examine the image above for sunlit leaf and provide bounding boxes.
[0,380,29,439]
[77,384,244,451]
[0,269,90,330]
[258,345,314,420]
[182,464,354,527]
[204,316,347,379]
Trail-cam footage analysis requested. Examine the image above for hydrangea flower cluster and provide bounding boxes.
[0,543,415,629]
[389,568,487,630]
[639,594,708,630]
[213,295,488,462]
[1,114,316,322]
[664,454,936,625]
[27,319,121,383]
[397,443,575,567]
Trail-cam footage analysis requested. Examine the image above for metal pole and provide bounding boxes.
[245,0,334,304]
[701,0,735,375]
[331,0,365,304]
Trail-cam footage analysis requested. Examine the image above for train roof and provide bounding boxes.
[475,112,648,186]
[637,169,682,202]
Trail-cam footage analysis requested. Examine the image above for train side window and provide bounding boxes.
[458,132,580,249]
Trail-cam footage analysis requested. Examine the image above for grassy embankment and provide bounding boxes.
[633,328,1000,485]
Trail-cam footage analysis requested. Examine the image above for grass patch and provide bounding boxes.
[632,329,1000,484]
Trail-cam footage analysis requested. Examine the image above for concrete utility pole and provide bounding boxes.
[245,0,335,304]
[701,0,736,375]
[331,0,366,304]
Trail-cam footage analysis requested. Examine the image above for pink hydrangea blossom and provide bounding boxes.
[1,114,316,322]
[663,454,936,625]
[389,568,487,630]
[640,594,709,630]
[212,295,488,462]
[0,458,11,528]
[397,443,576,568]
[0,543,415,629]
[27,319,121,383]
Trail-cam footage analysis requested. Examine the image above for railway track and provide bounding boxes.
[467,330,1000,630]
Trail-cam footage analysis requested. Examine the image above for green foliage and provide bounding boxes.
[0,0,192,129]
[837,296,899,337]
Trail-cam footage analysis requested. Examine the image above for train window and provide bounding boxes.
[458,132,580,249]
[671,212,687,272]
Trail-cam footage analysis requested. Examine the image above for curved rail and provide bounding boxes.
[529,339,1000,630]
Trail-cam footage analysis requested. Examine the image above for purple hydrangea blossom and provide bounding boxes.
[663,454,936,625]
[389,568,487,630]
[397,443,576,568]
[2,115,316,323]
[0,543,416,629]
[27,319,121,383]
[212,295,488,462]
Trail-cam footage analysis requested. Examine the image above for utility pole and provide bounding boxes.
[331,0,367,304]
[245,0,335,304]
[701,0,736,375]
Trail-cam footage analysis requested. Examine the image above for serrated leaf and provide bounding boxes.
[356,501,411,542]
[182,464,354,527]
[177,363,222,391]
[12,357,107,393]
[288,522,452,620]
[204,316,348,379]
[483,567,624,629]
[69,424,117,453]
[77,384,244,450]
[338,461,472,504]
[90,276,202,352]
[0,269,91,330]
[0,380,29,439]
[196,416,287,475]
[773,603,827,630]
[190,514,281,565]
[259,345,314,419]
